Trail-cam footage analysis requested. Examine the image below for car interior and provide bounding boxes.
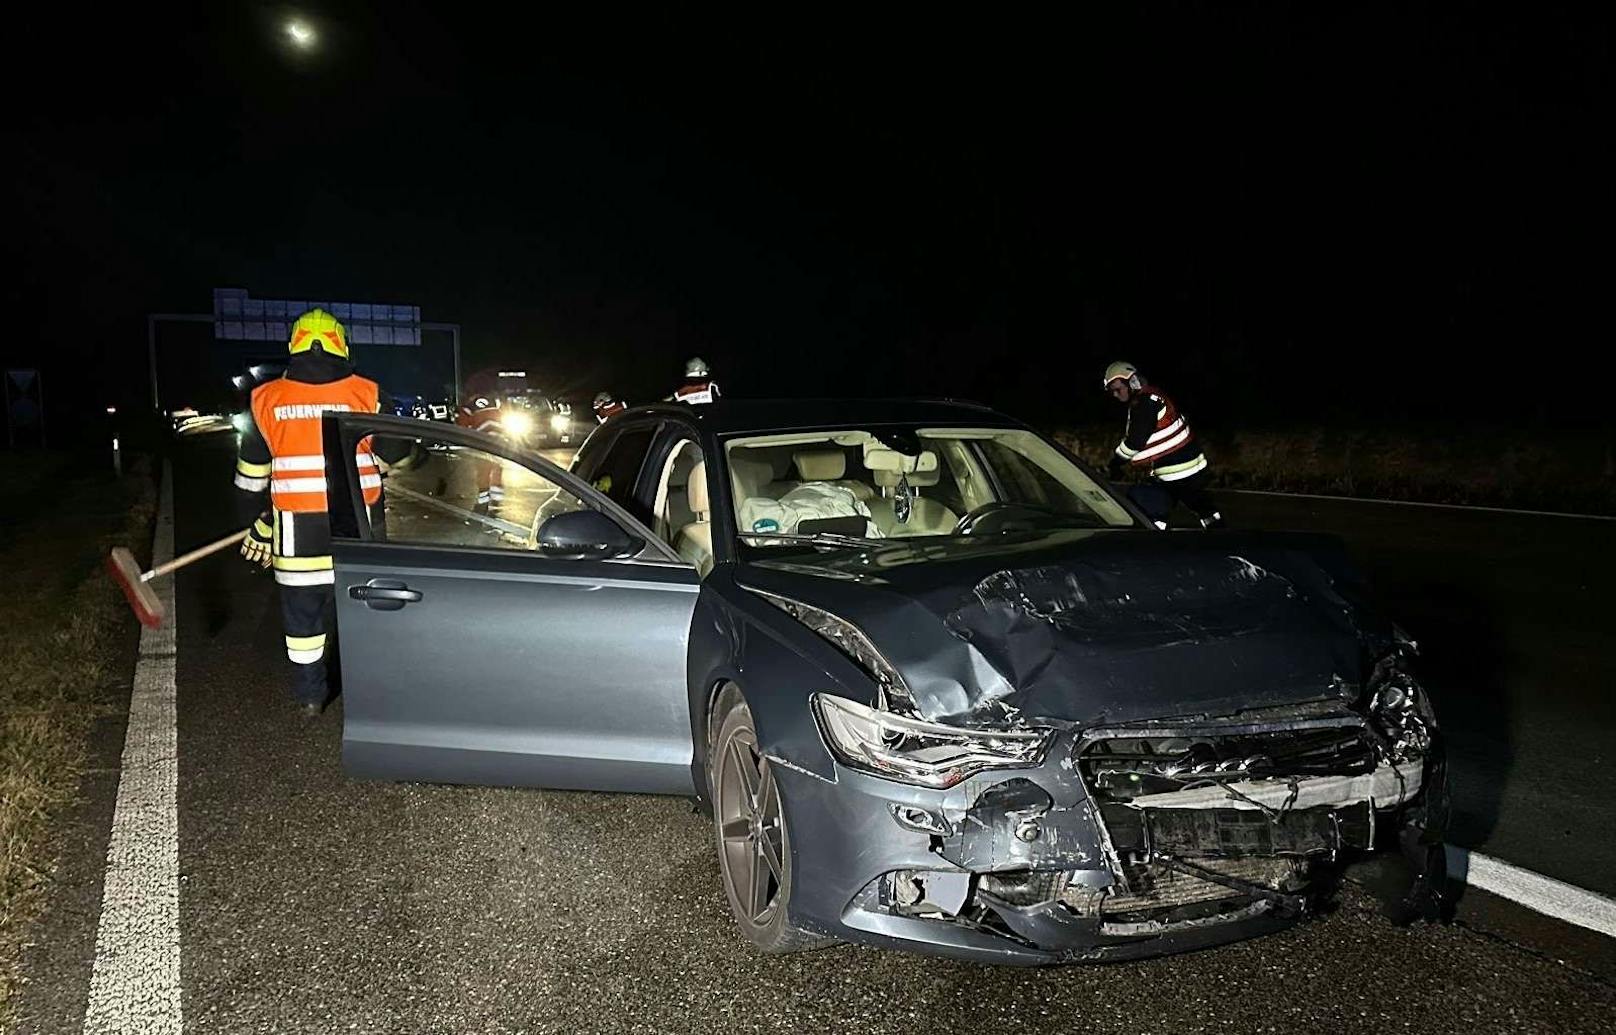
[605,427,1135,578]
[650,440,713,573]
[721,428,1134,552]
[723,434,968,545]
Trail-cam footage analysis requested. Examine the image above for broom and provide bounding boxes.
[107,528,251,629]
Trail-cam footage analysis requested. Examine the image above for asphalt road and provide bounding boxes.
[1208,490,1616,897]
[10,435,1616,1034]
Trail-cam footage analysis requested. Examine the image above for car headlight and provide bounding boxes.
[501,411,534,439]
[752,590,914,710]
[812,693,1055,789]
[549,413,569,432]
[1367,652,1436,761]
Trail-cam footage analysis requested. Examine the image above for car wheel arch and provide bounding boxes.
[707,680,741,754]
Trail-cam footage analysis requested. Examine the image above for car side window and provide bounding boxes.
[570,424,619,481]
[370,431,586,551]
[588,423,657,526]
[974,440,1091,517]
[936,439,992,513]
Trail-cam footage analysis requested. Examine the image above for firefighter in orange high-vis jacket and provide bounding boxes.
[233,308,387,717]
[456,386,507,515]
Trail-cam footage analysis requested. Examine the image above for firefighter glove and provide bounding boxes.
[1107,456,1126,481]
[241,517,273,568]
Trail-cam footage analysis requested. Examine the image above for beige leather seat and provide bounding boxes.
[728,455,777,503]
[675,461,714,576]
[863,448,959,537]
[655,447,700,545]
[793,448,876,503]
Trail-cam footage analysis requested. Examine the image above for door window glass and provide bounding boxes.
[570,423,619,480]
[372,432,585,551]
[588,424,657,525]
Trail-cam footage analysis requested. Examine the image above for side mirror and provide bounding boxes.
[536,509,640,559]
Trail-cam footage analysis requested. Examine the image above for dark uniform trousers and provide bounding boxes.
[272,501,383,705]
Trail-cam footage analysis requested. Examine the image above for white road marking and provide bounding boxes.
[1447,845,1616,938]
[1218,488,1615,522]
[82,461,181,1035]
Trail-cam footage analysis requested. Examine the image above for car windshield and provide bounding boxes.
[724,426,1134,551]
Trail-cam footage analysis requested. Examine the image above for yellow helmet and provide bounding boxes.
[287,308,349,358]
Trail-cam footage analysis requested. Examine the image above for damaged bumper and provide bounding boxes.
[779,707,1442,964]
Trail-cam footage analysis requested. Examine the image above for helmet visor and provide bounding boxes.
[288,327,349,357]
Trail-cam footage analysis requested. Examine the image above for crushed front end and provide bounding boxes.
[748,539,1446,963]
[817,666,1443,964]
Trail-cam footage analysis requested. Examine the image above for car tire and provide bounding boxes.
[708,693,833,954]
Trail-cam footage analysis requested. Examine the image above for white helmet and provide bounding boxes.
[685,356,710,379]
[1103,361,1142,391]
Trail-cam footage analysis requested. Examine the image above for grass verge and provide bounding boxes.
[1054,423,1616,516]
[0,451,156,1014]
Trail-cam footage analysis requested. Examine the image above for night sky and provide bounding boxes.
[6,4,1609,434]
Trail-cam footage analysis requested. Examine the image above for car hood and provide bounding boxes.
[739,529,1392,727]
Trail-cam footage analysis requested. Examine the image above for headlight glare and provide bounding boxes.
[550,413,569,432]
[812,693,1054,789]
[501,411,534,439]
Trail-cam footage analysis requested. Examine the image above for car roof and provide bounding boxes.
[617,398,1020,435]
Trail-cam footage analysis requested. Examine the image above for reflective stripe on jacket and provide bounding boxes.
[673,380,720,405]
[250,374,382,513]
[1114,386,1208,482]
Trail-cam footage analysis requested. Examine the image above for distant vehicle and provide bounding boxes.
[390,393,454,423]
[170,407,231,436]
[318,400,1443,964]
[500,392,577,447]
[461,369,578,448]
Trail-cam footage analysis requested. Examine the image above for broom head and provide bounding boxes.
[107,546,164,629]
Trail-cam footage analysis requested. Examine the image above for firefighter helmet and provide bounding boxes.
[1102,361,1141,391]
[287,308,349,358]
[592,391,614,409]
[684,356,710,378]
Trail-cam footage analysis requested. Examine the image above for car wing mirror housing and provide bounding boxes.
[536,509,641,559]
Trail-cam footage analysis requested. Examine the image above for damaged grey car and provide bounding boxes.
[321,400,1445,964]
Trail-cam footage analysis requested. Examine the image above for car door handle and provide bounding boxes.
[349,580,423,610]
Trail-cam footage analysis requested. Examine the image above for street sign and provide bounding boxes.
[212,288,421,346]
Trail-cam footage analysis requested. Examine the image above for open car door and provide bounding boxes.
[321,412,699,794]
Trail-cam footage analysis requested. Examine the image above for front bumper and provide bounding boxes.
[774,722,1439,964]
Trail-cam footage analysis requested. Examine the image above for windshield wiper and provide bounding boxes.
[741,531,888,549]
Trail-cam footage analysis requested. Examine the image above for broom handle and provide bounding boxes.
[144,528,252,581]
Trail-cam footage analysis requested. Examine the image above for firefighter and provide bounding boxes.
[233,309,387,717]
[1102,361,1225,530]
[592,391,627,423]
[456,387,506,515]
[670,356,720,404]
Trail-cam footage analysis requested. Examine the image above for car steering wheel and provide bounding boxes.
[953,501,1057,536]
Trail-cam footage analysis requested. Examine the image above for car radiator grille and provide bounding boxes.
[1076,722,1375,802]
[1087,857,1304,914]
